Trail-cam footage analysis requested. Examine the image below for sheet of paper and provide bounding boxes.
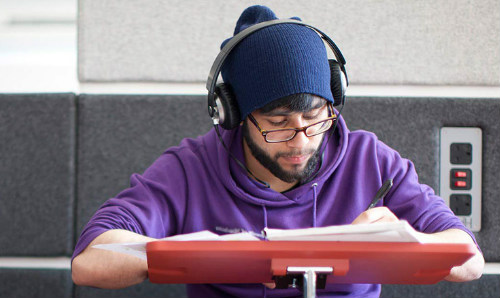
[93,230,260,259]
[218,232,261,241]
[93,221,424,260]
[264,220,425,243]
[159,230,221,241]
[93,242,148,260]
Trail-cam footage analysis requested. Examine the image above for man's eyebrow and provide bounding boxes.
[310,101,327,110]
[260,101,327,117]
[260,110,293,117]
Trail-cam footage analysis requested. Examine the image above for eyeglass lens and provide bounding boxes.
[265,119,334,142]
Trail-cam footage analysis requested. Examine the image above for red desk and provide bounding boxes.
[147,241,475,285]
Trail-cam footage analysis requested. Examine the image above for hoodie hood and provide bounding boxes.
[206,112,349,208]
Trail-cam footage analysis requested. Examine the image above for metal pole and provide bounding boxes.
[287,266,333,298]
[303,269,317,298]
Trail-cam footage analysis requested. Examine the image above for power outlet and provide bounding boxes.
[450,143,472,164]
[440,127,482,232]
[450,194,472,216]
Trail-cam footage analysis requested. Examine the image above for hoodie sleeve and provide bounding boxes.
[72,152,188,261]
[375,140,479,247]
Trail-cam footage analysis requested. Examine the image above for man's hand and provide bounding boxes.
[351,207,399,225]
[351,207,484,282]
[415,229,484,282]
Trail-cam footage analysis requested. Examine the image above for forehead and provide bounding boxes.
[257,95,327,116]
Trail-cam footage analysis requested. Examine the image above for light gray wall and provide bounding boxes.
[78,0,500,86]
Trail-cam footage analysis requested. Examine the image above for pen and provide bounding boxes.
[366,179,393,210]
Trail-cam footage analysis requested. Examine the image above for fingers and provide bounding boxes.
[263,282,276,289]
[351,207,399,225]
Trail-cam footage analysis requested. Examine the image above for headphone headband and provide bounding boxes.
[207,19,348,113]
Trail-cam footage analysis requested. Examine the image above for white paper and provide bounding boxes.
[93,230,260,259]
[218,232,261,241]
[93,221,424,260]
[93,242,148,260]
[159,230,221,241]
[264,220,425,243]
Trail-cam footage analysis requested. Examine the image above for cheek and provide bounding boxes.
[310,134,325,147]
[260,141,280,157]
[248,128,276,153]
[249,129,266,146]
[290,134,324,155]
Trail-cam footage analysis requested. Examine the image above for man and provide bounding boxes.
[72,5,484,298]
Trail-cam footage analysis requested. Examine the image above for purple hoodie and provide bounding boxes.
[73,115,476,298]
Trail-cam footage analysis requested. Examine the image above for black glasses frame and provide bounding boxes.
[247,104,337,143]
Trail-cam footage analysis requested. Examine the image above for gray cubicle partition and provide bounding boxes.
[78,0,500,86]
[381,274,500,298]
[75,94,213,237]
[1,93,498,298]
[0,268,73,298]
[0,93,75,298]
[342,97,500,262]
[341,97,500,297]
[75,94,211,298]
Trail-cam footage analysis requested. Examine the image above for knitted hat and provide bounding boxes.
[221,5,333,120]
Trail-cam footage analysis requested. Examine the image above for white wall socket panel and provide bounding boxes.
[440,127,482,232]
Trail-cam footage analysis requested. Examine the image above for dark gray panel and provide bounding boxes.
[75,95,500,261]
[342,97,500,261]
[381,274,500,298]
[76,282,186,298]
[0,268,72,298]
[76,95,212,236]
[0,93,75,256]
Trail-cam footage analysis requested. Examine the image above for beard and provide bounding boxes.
[242,123,322,184]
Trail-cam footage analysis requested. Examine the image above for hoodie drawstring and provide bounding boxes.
[261,205,268,229]
[261,184,318,297]
[312,183,318,228]
[261,183,319,230]
[261,205,269,298]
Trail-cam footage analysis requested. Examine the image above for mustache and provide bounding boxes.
[275,148,317,159]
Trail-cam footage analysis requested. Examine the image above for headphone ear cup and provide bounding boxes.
[215,83,241,130]
[329,59,347,106]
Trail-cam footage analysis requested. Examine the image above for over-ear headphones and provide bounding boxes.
[206,19,348,130]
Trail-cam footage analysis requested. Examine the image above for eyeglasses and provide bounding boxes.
[247,104,337,143]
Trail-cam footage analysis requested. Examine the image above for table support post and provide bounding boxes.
[303,269,316,298]
[287,266,333,298]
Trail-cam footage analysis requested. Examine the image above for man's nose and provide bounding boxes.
[287,128,309,148]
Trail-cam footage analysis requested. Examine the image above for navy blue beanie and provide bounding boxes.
[221,5,333,120]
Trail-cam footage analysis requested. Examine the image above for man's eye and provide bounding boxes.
[269,120,287,126]
[303,113,320,120]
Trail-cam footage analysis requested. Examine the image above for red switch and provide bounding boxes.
[450,169,472,190]
[455,171,468,178]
